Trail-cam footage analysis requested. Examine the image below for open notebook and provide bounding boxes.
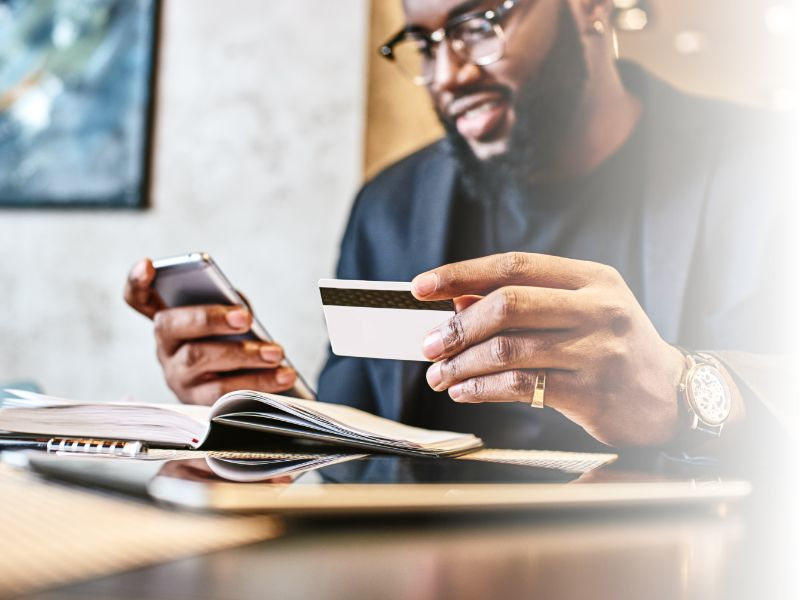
[0,389,483,457]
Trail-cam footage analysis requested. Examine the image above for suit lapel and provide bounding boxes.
[638,76,714,342]
[408,144,459,276]
[383,144,458,422]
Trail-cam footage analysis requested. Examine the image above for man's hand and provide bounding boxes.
[411,252,686,447]
[124,258,297,405]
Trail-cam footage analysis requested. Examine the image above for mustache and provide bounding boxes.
[439,0,588,200]
[437,84,513,122]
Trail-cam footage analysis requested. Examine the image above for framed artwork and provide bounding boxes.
[0,0,159,208]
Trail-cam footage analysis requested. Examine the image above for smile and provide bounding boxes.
[450,93,511,142]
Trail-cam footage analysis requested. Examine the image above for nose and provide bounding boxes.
[428,41,481,96]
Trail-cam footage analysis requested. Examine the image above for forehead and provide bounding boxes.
[402,0,497,28]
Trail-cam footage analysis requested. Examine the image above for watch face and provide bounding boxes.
[687,364,732,426]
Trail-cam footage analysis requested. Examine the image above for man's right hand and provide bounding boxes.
[124,258,297,405]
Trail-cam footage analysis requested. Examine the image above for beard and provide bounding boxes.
[438,3,588,203]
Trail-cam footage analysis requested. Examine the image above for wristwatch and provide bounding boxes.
[676,350,732,438]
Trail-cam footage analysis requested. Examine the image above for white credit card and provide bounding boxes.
[319,279,455,362]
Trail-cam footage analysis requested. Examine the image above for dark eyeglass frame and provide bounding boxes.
[378,0,522,85]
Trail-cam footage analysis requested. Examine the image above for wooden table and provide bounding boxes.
[22,485,796,600]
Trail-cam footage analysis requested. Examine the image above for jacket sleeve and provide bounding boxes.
[691,117,799,444]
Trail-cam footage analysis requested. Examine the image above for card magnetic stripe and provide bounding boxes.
[319,288,454,312]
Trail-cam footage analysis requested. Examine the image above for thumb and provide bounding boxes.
[124,258,165,319]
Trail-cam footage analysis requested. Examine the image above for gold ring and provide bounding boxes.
[531,370,546,409]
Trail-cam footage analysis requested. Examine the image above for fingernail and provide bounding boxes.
[276,368,296,386]
[426,362,443,390]
[226,309,249,329]
[423,330,445,360]
[449,384,463,401]
[132,261,148,281]
[260,346,282,363]
[413,273,438,297]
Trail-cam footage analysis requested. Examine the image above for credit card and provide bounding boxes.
[319,279,455,362]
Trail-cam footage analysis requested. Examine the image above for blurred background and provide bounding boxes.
[0,0,797,403]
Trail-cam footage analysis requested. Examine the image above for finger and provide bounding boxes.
[453,295,482,312]
[426,331,577,392]
[237,289,254,312]
[124,258,165,319]
[447,369,574,407]
[154,305,252,355]
[167,340,285,384]
[412,252,602,300]
[422,286,584,360]
[185,368,298,405]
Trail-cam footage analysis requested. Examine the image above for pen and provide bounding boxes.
[0,437,148,457]
[0,438,50,451]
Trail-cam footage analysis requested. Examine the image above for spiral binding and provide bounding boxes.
[46,438,146,457]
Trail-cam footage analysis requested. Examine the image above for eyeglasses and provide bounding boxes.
[378,0,522,86]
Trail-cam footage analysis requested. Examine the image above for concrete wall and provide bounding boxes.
[0,0,368,402]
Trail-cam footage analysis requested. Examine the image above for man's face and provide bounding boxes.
[402,0,565,161]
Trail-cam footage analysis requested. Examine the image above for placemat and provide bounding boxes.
[459,449,618,473]
[0,463,281,598]
[144,448,618,473]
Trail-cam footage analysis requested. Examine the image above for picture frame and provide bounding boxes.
[0,0,160,209]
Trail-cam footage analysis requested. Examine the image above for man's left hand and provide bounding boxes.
[411,252,686,447]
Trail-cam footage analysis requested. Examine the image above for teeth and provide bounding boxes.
[464,101,497,118]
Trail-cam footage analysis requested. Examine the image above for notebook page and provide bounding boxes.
[213,391,481,449]
[0,390,210,447]
[2,389,210,421]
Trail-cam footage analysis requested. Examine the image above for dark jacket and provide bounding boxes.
[318,65,798,448]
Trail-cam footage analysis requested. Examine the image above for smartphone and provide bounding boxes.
[151,252,316,400]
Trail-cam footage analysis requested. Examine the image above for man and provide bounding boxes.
[125,0,796,454]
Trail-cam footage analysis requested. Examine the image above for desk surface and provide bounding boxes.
[3,447,796,600]
[21,489,798,600]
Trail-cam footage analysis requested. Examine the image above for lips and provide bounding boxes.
[447,91,511,142]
